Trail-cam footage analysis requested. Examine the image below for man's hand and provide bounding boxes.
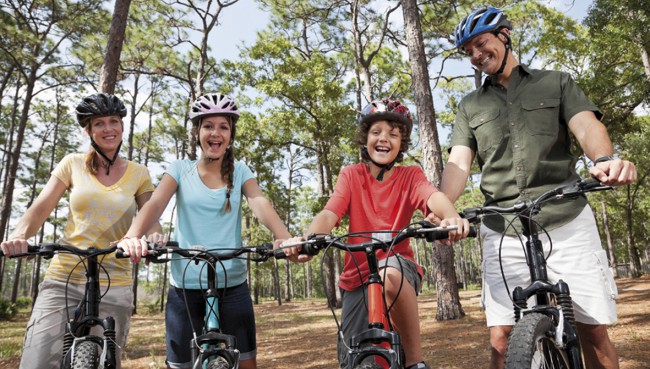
[590,158,637,186]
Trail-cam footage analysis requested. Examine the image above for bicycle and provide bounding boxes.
[119,241,278,369]
[278,221,475,369]
[1,243,121,369]
[461,177,613,369]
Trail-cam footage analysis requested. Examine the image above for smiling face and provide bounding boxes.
[462,31,508,75]
[366,120,402,166]
[88,115,123,153]
[198,115,232,161]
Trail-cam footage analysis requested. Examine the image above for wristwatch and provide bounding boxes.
[594,156,615,164]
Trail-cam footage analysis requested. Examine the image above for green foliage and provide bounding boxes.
[15,296,32,309]
[0,298,16,320]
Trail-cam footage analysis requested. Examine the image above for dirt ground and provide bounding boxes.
[1,276,648,368]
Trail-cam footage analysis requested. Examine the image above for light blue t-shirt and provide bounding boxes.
[166,159,255,289]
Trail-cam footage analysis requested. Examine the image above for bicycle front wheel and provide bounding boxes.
[206,356,231,369]
[62,340,100,369]
[504,313,570,369]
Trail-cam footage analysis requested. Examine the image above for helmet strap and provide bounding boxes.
[370,158,396,182]
[493,30,511,76]
[91,139,122,175]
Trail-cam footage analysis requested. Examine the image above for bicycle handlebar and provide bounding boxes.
[275,221,477,260]
[0,244,117,259]
[115,241,277,263]
[461,178,613,223]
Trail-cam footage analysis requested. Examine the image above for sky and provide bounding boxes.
[215,0,594,61]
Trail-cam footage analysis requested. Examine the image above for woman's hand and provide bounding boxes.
[0,238,29,256]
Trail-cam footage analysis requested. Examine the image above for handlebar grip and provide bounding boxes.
[0,245,42,257]
[273,248,287,259]
[424,225,477,242]
[115,241,180,259]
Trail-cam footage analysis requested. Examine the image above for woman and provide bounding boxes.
[118,93,291,369]
[0,92,160,369]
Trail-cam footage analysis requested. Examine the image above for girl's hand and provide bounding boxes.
[116,236,148,263]
[280,237,313,263]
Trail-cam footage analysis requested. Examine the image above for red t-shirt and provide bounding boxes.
[324,163,437,291]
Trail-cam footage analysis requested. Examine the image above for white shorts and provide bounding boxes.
[481,205,618,327]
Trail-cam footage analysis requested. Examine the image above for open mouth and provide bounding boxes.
[208,140,223,150]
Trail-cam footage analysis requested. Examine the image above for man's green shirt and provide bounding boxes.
[450,65,602,233]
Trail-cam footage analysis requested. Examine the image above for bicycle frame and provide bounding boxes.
[281,222,471,369]
[60,246,118,369]
[510,211,583,367]
[1,244,119,369]
[346,244,403,369]
[462,178,613,369]
[190,252,240,369]
[134,242,276,369]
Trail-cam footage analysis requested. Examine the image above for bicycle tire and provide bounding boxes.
[353,362,384,369]
[206,356,231,369]
[504,313,570,369]
[62,340,100,369]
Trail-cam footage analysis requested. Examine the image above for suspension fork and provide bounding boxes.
[62,249,117,369]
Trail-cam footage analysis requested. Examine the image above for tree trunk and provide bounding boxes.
[273,259,282,306]
[600,201,618,278]
[284,260,292,302]
[99,0,132,94]
[0,73,36,251]
[400,0,464,319]
[626,186,641,277]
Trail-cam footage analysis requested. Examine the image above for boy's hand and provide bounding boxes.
[439,217,470,245]
[424,213,442,226]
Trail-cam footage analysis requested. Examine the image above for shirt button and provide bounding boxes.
[510,122,515,126]
[540,102,545,106]
[514,144,519,148]
[508,101,513,105]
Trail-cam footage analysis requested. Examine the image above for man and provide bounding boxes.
[440,6,637,369]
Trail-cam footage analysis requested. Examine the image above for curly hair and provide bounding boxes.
[355,119,411,163]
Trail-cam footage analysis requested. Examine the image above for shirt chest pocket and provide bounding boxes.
[469,110,503,155]
[522,98,561,136]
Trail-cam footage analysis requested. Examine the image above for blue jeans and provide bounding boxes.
[165,282,257,369]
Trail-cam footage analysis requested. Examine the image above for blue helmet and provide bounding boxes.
[455,7,512,48]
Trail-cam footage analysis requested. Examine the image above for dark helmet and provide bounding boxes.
[75,93,127,128]
[455,7,512,48]
[358,98,413,138]
[189,93,240,126]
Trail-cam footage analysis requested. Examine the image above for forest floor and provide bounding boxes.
[0,275,648,369]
